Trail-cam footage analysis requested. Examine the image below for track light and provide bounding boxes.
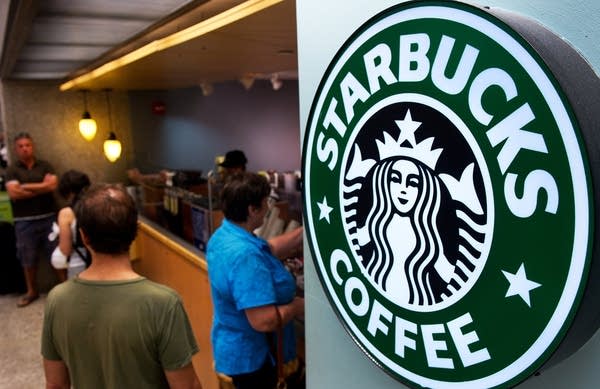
[270,73,283,91]
[200,82,214,96]
[239,74,255,91]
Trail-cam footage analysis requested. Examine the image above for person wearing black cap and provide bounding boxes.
[219,149,247,178]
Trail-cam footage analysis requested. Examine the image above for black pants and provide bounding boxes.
[231,357,276,389]
[0,222,26,294]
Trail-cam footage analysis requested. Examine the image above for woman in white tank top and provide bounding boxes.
[49,170,90,281]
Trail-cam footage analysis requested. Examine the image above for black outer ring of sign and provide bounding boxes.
[300,0,600,386]
[486,6,600,371]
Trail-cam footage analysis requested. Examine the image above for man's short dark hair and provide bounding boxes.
[220,172,270,222]
[13,132,32,143]
[74,183,137,255]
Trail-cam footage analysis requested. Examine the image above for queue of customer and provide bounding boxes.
[3,136,305,389]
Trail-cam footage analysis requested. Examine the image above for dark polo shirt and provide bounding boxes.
[5,159,57,219]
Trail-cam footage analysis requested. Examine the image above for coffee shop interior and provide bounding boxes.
[0,1,303,388]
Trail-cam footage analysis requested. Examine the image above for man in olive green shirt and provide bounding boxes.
[41,183,202,389]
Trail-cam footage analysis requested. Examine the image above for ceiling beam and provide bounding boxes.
[0,0,40,78]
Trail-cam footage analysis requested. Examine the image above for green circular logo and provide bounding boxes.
[302,2,593,388]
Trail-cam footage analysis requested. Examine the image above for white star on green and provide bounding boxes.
[502,263,541,307]
[317,196,333,223]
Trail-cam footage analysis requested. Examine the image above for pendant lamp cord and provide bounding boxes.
[105,90,113,133]
[83,90,89,111]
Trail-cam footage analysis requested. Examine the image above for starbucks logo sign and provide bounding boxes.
[302,2,594,388]
[341,96,493,313]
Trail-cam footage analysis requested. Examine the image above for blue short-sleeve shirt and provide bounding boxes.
[207,219,297,375]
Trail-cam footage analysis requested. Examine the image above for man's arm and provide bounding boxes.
[43,358,70,389]
[127,168,167,186]
[22,173,58,194]
[5,180,34,200]
[164,362,203,389]
[6,173,57,200]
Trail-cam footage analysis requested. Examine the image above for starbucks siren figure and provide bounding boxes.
[362,156,456,305]
[346,109,486,308]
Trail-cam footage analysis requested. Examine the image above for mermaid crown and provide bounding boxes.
[346,109,443,181]
[376,109,443,170]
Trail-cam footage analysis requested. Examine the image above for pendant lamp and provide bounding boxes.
[104,132,122,163]
[78,90,97,141]
[103,90,122,162]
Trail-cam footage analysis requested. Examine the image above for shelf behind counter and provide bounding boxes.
[136,183,223,251]
[135,182,302,251]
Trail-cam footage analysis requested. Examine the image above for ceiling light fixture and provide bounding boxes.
[103,90,122,163]
[239,74,255,91]
[270,73,283,91]
[78,90,97,141]
[200,81,214,96]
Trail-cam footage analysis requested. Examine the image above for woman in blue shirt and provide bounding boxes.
[207,172,304,389]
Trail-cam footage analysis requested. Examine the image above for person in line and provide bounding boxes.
[219,149,248,178]
[48,170,91,281]
[207,172,304,389]
[5,132,58,307]
[42,183,203,389]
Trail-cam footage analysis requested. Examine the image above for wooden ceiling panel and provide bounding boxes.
[30,17,153,45]
[66,0,298,90]
[1,0,202,80]
[19,45,110,61]
[39,0,199,19]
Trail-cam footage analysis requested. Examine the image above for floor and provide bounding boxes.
[0,293,46,389]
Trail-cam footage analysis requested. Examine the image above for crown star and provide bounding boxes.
[395,110,421,146]
[375,109,443,170]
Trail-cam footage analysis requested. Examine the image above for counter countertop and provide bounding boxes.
[138,215,206,270]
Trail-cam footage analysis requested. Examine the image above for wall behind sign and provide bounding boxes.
[297,0,600,388]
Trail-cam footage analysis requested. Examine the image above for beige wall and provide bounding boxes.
[1,80,134,185]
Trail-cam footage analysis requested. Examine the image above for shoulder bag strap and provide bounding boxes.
[275,306,287,389]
